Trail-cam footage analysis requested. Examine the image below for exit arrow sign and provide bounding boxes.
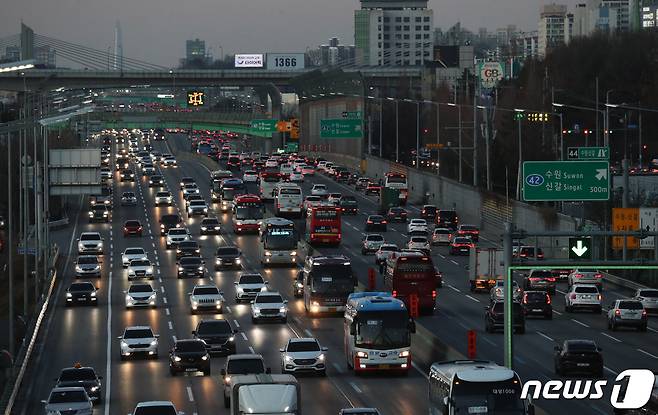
[569,237,592,260]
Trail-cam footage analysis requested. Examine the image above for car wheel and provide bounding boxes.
[224,396,230,409]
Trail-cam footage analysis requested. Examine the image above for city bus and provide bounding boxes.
[259,171,282,201]
[344,292,415,374]
[232,194,263,234]
[384,252,437,314]
[300,255,356,314]
[384,172,409,205]
[259,217,298,266]
[218,178,245,212]
[305,206,341,245]
[429,360,535,415]
[273,183,303,217]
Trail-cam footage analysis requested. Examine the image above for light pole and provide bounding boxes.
[514,108,525,201]
[7,130,14,357]
[423,100,441,175]
[387,97,398,162]
[552,102,605,148]
[447,103,462,182]
[169,69,176,108]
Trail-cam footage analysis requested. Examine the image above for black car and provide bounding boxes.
[338,196,358,215]
[177,257,205,278]
[54,365,103,403]
[180,177,195,190]
[387,207,408,223]
[484,300,525,334]
[89,205,110,223]
[293,270,304,298]
[214,246,242,270]
[120,169,135,182]
[347,173,360,185]
[554,339,604,377]
[169,339,211,376]
[421,205,437,221]
[159,214,182,235]
[66,281,98,306]
[149,175,164,188]
[521,291,552,319]
[365,215,387,232]
[193,319,237,355]
[200,218,221,235]
[176,241,201,259]
[437,209,458,230]
[336,170,351,182]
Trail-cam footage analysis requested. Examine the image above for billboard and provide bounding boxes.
[266,53,305,71]
[234,54,264,68]
[478,61,504,88]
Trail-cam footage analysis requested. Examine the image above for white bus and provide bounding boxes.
[344,292,415,374]
[273,183,303,217]
[428,360,534,415]
[259,217,298,266]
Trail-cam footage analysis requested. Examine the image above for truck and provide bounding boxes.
[468,248,504,292]
[229,374,300,415]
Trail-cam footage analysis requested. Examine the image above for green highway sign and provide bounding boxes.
[320,118,362,139]
[522,160,610,201]
[569,237,592,260]
[250,119,278,134]
[567,147,609,160]
[342,111,362,119]
[285,142,299,152]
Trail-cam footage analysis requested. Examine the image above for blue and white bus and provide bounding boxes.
[343,292,415,374]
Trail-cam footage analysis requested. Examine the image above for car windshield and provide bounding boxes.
[530,270,553,278]
[134,406,178,415]
[91,206,106,212]
[122,192,135,197]
[454,238,471,244]
[566,341,597,352]
[175,341,206,352]
[49,390,88,403]
[69,283,94,291]
[197,321,232,335]
[235,206,263,220]
[240,275,264,284]
[180,257,202,265]
[125,221,140,227]
[161,215,181,223]
[369,216,383,221]
[380,245,398,252]
[619,301,643,309]
[129,285,153,293]
[156,192,170,197]
[179,242,198,248]
[461,225,478,231]
[130,260,150,267]
[125,248,144,255]
[525,292,547,301]
[410,237,427,243]
[227,359,266,374]
[217,247,239,256]
[639,290,658,297]
[58,368,96,381]
[202,219,219,225]
[313,185,326,190]
[169,229,187,236]
[194,287,219,295]
[124,329,154,339]
[77,257,97,265]
[287,341,320,352]
[256,295,283,304]
[390,208,405,214]
[355,310,410,349]
[367,235,384,242]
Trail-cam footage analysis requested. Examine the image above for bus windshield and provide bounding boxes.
[310,265,353,294]
[264,229,296,250]
[386,175,406,184]
[355,310,410,350]
[235,206,263,220]
[452,380,525,414]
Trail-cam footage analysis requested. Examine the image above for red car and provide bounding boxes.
[365,182,382,195]
[449,237,474,255]
[123,220,143,237]
[457,224,480,242]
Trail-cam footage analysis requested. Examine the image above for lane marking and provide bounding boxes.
[604,366,619,375]
[186,386,194,402]
[481,336,497,347]
[553,310,562,316]
[465,295,480,303]
[165,308,170,316]
[537,331,554,342]
[249,346,255,354]
[556,289,566,295]
[160,286,165,293]
[447,284,461,293]
[168,321,173,330]
[233,319,240,328]
[349,382,363,394]
[601,332,621,343]
[225,305,232,314]
[304,329,313,338]
[571,319,590,328]
[647,326,658,333]
[163,297,168,304]
[241,332,248,341]
[638,348,658,359]
[450,260,459,265]
[104,270,113,415]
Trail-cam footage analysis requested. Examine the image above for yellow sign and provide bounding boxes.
[276,121,291,133]
[187,91,205,107]
[290,118,300,139]
[612,208,640,249]
[425,143,444,149]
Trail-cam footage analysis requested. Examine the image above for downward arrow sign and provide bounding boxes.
[571,240,588,257]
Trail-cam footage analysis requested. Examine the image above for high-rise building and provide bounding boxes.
[354,0,434,66]
[513,31,540,59]
[114,21,123,71]
[573,0,637,36]
[318,37,356,66]
[538,4,574,57]
[641,0,658,27]
[35,45,56,68]
[4,46,20,62]
[186,39,206,62]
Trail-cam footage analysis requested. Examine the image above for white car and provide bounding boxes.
[142,163,156,176]
[127,259,154,281]
[122,247,148,267]
[316,160,329,171]
[234,273,268,303]
[118,326,159,360]
[154,191,173,206]
[311,184,328,197]
[166,228,191,249]
[75,255,101,278]
[564,284,602,313]
[189,284,224,314]
[490,280,523,302]
[303,195,322,211]
[182,184,200,198]
[251,292,288,323]
[407,236,431,254]
[362,234,385,255]
[407,219,429,234]
[132,401,181,415]
[77,232,103,255]
[280,337,327,376]
[161,155,177,167]
[188,199,209,216]
[633,288,658,314]
[243,170,259,183]
[42,387,93,415]
[289,171,304,182]
[431,228,452,245]
[327,193,342,206]
[125,282,157,308]
[265,159,278,168]
[375,243,400,265]
[100,167,112,180]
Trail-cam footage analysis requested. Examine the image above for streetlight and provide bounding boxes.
[424,100,440,175]
[514,109,525,200]
[446,103,462,182]
[386,97,398,162]
[552,102,605,147]
[0,60,35,73]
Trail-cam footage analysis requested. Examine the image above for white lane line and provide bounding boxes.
[648,326,658,333]
[168,321,173,330]
[241,332,248,341]
[165,308,170,316]
[158,277,162,283]
[225,305,232,313]
[160,286,165,293]
[553,310,562,316]
[447,284,461,293]
[571,319,590,328]
[556,289,566,295]
[333,362,345,374]
[249,346,255,354]
[103,270,113,415]
[439,254,446,259]
[450,260,459,265]
[233,319,240,328]
[604,366,619,375]
[349,382,363,394]
[638,348,658,359]
[537,331,554,342]
[186,386,194,402]
[601,332,622,343]
[465,295,480,303]
[163,297,168,304]
[304,329,313,338]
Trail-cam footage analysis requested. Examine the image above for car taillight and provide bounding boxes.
[392,290,397,297]
[138,226,143,231]
[529,277,539,282]
[432,290,437,299]
[597,294,602,301]
[546,295,551,304]
[615,309,621,316]
[594,273,602,279]
[522,295,528,304]
[546,277,556,282]
[367,221,373,224]
[574,273,583,278]
[382,220,387,224]
[642,310,647,317]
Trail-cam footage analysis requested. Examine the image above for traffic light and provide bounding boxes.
[513,112,525,121]
[290,118,300,140]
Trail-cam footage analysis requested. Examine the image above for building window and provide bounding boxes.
[384,42,390,48]
[378,25,382,30]
[424,16,430,22]
[395,51,402,57]
[404,25,410,31]
[415,34,421,39]
[416,25,422,30]
[395,17,402,22]
[378,42,382,48]
[384,17,390,22]
[395,34,402,39]
[415,50,421,56]
[404,51,410,56]
[378,51,382,56]
[403,17,410,22]
[378,16,382,22]
[395,25,402,31]
[395,42,402,48]
[423,51,430,56]
[415,17,422,22]
[423,25,430,30]
[415,59,422,65]
[378,33,382,39]
[384,34,390,40]
[423,34,430,39]
[404,34,410,39]
[396,60,402,65]
[404,59,410,65]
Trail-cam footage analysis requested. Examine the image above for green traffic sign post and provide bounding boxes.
[522,160,609,201]
[342,111,362,119]
[569,237,592,260]
[320,119,362,139]
[250,119,278,134]
[567,147,609,160]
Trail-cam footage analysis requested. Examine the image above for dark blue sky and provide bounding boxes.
[1,0,579,66]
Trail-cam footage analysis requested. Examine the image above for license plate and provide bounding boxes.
[328,307,336,312]
[185,368,197,372]
[532,309,542,312]
[380,364,390,369]
[577,363,589,367]
[322,239,329,243]
[77,298,86,301]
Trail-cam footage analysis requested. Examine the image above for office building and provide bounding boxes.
[354,0,434,66]
[514,31,540,59]
[642,1,658,27]
[35,45,56,68]
[538,4,574,57]
[3,46,20,62]
[319,37,356,66]
[186,38,207,63]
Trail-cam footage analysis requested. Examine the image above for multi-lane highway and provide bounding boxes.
[16,131,658,415]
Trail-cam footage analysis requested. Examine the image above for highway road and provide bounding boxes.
[15,131,658,415]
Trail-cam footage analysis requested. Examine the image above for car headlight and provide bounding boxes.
[228,336,235,342]
[356,351,368,359]
[201,355,209,360]
[216,259,221,264]
[191,299,198,306]
[290,251,297,256]
[264,251,272,257]
[201,226,207,231]
[296,282,303,288]
[174,356,182,362]
[398,350,410,358]
[178,267,184,271]
[284,355,293,362]
[150,340,157,346]
[198,266,204,271]
[149,293,156,300]
[121,341,128,347]
[66,292,72,298]
[147,267,153,273]
[318,353,325,361]
[126,295,132,302]
[88,212,94,217]
[215,299,222,305]
[235,258,241,264]
[75,266,82,272]
[91,292,96,297]
[279,306,287,313]
[224,375,231,384]
[160,224,165,228]
[311,301,319,306]
[90,386,99,392]
[214,226,220,230]
[236,286,243,293]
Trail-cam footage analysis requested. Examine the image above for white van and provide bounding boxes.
[273,183,303,217]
